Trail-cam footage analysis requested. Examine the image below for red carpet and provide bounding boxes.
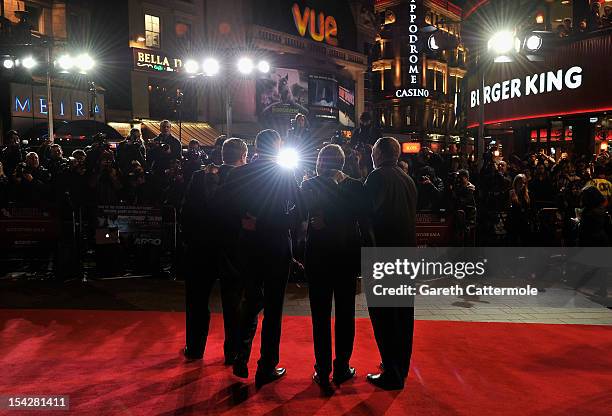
[0,309,611,416]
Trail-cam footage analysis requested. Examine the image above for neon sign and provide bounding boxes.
[291,3,338,46]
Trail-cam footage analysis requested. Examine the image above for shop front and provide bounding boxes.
[467,29,612,160]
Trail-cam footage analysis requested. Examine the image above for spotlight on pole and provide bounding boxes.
[257,60,270,73]
[57,54,74,71]
[2,58,15,69]
[184,59,199,74]
[22,56,37,69]
[487,31,515,55]
[525,34,543,51]
[75,53,95,73]
[202,57,220,76]
[237,57,254,74]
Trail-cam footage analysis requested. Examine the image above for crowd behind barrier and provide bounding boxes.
[1,119,611,278]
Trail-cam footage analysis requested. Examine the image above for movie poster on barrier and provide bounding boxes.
[256,67,309,124]
[338,78,356,127]
[308,74,339,121]
[95,205,173,250]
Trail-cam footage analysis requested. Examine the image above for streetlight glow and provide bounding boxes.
[75,54,94,72]
[184,59,199,74]
[202,58,220,76]
[22,56,37,69]
[257,60,270,73]
[57,54,74,71]
[488,31,515,54]
[2,58,14,69]
[237,57,254,74]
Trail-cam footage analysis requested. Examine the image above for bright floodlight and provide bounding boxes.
[202,57,220,76]
[184,59,199,74]
[488,31,515,54]
[525,34,543,51]
[57,54,74,71]
[278,148,299,169]
[237,57,254,74]
[257,60,270,73]
[22,56,37,69]
[2,58,14,69]
[75,54,94,72]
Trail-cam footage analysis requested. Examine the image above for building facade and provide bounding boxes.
[0,0,98,143]
[371,0,468,151]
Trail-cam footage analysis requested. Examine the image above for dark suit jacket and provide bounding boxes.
[365,162,418,247]
[224,158,299,258]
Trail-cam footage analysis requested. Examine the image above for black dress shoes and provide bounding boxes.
[232,361,249,378]
[332,367,356,385]
[312,371,331,387]
[366,373,404,391]
[255,367,286,387]
[182,346,203,360]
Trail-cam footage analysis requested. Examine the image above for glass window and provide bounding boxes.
[145,14,161,48]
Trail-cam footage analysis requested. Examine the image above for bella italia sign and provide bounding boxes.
[132,48,183,73]
[395,0,429,99]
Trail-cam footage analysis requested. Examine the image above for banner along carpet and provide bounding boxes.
[0,309,611,416]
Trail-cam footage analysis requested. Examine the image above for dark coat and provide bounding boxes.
[224,158,298,258]
[301,174,373,276]
[365,162,418,247]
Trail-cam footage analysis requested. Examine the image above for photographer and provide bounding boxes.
[10,152,51,204]
[85,133,112,174]
[351,112,381,148]
[116,128,146,176]
[46,144,71,201]
[182,139,207,182]
[416,165,445,211]
[149,120,182,174]
[88,150,122,205]
[1,130,24,178]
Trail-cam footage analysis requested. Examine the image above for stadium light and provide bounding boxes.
[237,57,254,74]
[184,59,199,74]
[202,57,220,76]
[22,56,37,69]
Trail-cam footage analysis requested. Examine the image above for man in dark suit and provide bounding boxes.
[364,137,418,390]
[149,120,182,173]
[181,138,248,362]
[226,129,298,387]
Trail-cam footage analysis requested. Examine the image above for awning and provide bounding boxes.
[140,119,221,147]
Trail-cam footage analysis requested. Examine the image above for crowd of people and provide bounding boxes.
[1,115,611,248]
[555,2,612,37]
[1,113,610,390]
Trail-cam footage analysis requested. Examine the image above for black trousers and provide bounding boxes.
[234,259,289,372]
[368,306,415,386]
[307,270,357,376]
[184,246,242,358]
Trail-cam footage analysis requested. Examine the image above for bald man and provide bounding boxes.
[364,137,417,390]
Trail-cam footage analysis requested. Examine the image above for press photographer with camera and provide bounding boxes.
[149,120,182,174]
[116,128,147,176]
[10,152,51,204]
[1,130,25,178]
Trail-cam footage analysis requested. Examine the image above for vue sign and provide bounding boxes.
[292,3,338,46]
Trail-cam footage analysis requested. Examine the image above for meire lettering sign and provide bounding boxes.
[292,3,338,46]
[11,83,104,121]
[470,66,583,109]
[132,48,182,73]
[396,0,429,99]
